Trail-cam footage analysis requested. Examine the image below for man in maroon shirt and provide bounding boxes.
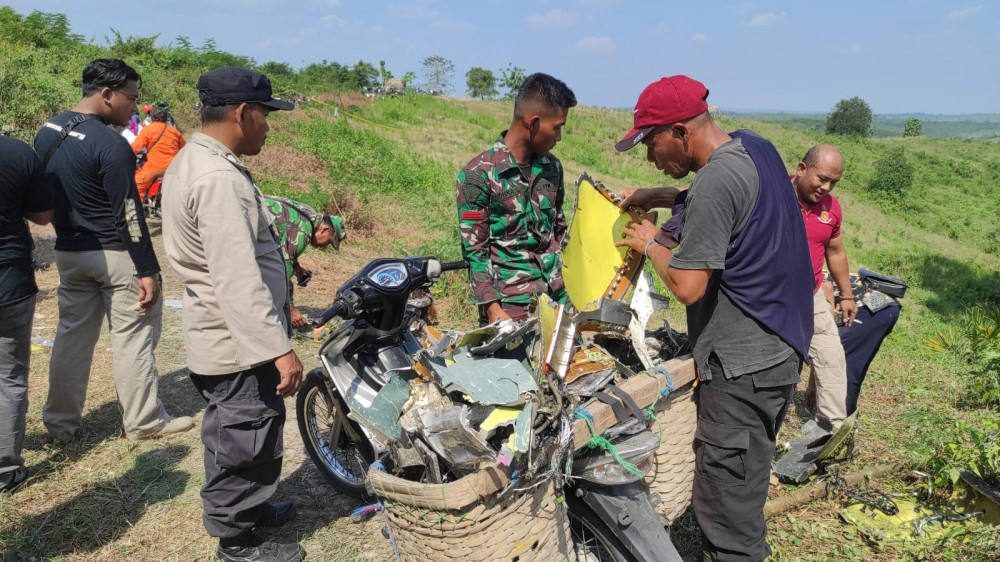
[794,144,855,429]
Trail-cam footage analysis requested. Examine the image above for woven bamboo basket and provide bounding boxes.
[368,465,571,562]
[645,384,697,525]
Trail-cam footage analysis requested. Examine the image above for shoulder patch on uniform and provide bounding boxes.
[462,173,487,203]
[461,211,484,220]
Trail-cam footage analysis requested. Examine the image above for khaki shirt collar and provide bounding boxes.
[189,132,249,172]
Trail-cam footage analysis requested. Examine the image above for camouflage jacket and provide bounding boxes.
[264,196,318,302]
[456,134,568,306]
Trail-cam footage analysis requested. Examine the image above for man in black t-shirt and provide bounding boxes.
[0,136,53,493]
[33,58,193,442]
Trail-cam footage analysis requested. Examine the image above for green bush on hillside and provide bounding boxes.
[866,146,914,200]
[826,96,872,137]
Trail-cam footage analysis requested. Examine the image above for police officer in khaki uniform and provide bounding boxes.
[161,67,304,562]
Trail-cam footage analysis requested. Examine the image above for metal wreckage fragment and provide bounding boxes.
[348,173,689,486]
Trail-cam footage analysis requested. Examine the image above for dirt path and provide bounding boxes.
[0,222,395,561]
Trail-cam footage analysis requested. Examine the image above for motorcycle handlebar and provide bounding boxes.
[313,300,346,328]
[439,260,469,272]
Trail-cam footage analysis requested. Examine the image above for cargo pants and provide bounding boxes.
[693,354,799,562]
[0,296,34,478]
[190,363,285,539]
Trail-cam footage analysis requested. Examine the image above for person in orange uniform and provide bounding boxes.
[131,105,185,200]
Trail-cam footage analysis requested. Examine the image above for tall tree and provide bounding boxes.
[379,60,393,89]
[466,67,498,100]
[421,55,455,94]
[826,96,873,137]
[903,117,923,137]
[402,71,417,89]
[498,64,526,100]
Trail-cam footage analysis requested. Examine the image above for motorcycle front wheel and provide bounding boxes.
[566,494,633,562]
[296,371,374,500]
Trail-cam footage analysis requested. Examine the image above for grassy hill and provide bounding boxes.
[726,111,1000,142]
[3,7,999,561]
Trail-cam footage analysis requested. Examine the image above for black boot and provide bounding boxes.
[217,531,305,562]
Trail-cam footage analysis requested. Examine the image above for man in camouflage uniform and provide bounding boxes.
[456,73,577,325]
[264,195,346,327]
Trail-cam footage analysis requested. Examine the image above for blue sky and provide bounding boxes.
[11,1,998,114]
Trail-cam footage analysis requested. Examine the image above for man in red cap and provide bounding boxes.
[616,76,813,561]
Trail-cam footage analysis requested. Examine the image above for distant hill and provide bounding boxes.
[723,111,1000,142]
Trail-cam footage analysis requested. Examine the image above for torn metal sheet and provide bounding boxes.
[471,317,537,356]
[414,437,442,484]
[453,319,517,351]
[952,471,1000,526]
[575,298,632,333]
[418,349,539,405]
[840,498,968,542]
[420,405,496,472]
[513,403,534,453]
[628,275,655,371]
[773,413,857,483]
[343,370,412,447]
[563,174,651,308]
[479,406,523,440]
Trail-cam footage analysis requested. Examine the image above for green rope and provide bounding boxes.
[573,409,643,478]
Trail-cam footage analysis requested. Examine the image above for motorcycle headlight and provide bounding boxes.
[573,430,660,485]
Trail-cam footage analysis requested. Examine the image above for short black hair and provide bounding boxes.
[200,104,238,125]
[82,58,141,97]
[514,73,577,117]
[149,106,172,123]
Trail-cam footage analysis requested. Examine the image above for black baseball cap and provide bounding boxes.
[197,67,294,110]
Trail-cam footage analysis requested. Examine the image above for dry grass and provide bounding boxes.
[1,224,396,561]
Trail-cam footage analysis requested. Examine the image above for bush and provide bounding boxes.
[866,146,914,199]
[903,117,923,137]
[826,96,872,137]
[925,305,1000,408]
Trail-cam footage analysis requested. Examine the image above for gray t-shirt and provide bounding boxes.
[669,138,796,385]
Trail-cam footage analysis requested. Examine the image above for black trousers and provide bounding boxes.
[190,363,286,539]
[693,355,798,562]
[840,305,900,415]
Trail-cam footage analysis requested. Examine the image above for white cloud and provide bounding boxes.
[692,33,708,41]
[258,37,272,49]
[744,11,785,27]
[524,9,578,30]
[849,42,864,53]
[322,14,345,26]
[387,2,439,20]
[948,5,982,19]
[575,35,616,55]
[648,22,669,37]
[731,1,758,15]
[432,20,474,32]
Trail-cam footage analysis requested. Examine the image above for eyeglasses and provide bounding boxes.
[114,89,139,103]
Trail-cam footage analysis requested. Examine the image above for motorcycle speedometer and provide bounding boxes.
[367,262,409,288]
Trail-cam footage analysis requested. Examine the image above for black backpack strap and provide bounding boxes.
[42,113,97,169]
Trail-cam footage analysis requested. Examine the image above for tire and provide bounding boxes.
[296,370,374,500]
[566,493,634,562]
